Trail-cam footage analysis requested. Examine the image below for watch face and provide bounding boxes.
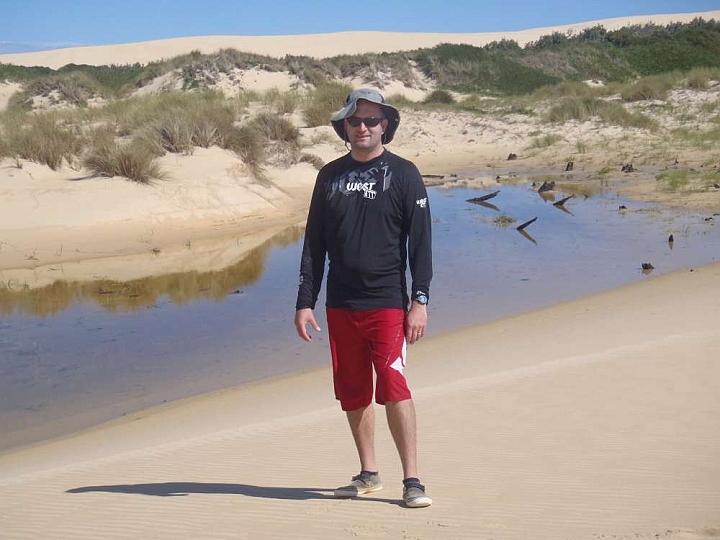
[415,294,428,305]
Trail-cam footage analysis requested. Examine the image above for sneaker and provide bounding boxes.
[334,471,383,498]
[403,480,432,508]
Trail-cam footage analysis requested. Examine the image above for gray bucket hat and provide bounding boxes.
[330,88,400,144]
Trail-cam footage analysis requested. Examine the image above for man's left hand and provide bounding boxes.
[405,302,427,344]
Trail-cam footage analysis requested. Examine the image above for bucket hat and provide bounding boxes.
[330,88,400,144]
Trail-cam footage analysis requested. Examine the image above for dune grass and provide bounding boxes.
[529,133,563,148]
[656,169,690,191]
[303,81,352,127]
[0,86,306,180]
[545,97,659,130]
[1,112,84,170]
[84,138,164,183]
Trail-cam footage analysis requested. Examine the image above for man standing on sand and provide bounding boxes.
[294,89,433,508]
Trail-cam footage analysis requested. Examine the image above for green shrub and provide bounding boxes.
[224,124,265,168]
[84,138,164,183]
[8,113,83,170]
[620,73,677,101]
[298,152,325,170]
[154,113,195,154]
[546,97,658,130]
[655,169,689,191]
[529,133,563,148]
[251,112,299,143]
[303,81,353,127]
[274,91,302,114]
[385,93,416,108]
[26,71,102,107]
[423,89,455,104]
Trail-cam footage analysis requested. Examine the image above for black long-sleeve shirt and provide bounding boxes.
[296,150,432,311]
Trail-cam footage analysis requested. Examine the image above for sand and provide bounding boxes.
[1,13,720,539]
[1,263,718,538]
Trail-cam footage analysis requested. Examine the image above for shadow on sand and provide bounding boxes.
[67,481,400,505]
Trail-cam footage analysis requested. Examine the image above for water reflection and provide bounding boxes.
[0,226,304,317]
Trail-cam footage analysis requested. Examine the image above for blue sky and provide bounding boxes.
[2,0,719,52]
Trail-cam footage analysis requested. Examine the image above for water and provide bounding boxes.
[0,182,717,452]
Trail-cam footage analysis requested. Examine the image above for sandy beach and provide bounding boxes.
[1,263,718,538]
[1,13,720,539]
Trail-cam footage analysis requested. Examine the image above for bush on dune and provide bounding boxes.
[3,113,84,170]
[84,135,164,184]
[303,82,353,127]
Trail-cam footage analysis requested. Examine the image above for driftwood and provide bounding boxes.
[471,201,499,212]
[516,217,538,231]
[538,181,555,193]
[517,229,537,245]
[466,190,500,203]
[421,174,445,179]
[553,195,574,207]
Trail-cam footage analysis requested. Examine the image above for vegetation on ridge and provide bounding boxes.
[2,18,718,101]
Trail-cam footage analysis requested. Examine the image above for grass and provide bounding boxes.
[545,97,659,130]
[655,169,690,191]
[529,133,563,149]
[303,81,353,127]
[0,87,305,180]
[620,73,679,102]
[670,126,720,151]
[250,112,299,143]
[84,139,164,183]
[2,112,84,170]
[423,89,455,104]
[493,214,516,227]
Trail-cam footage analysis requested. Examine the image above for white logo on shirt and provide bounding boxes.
[416,197,427,208]
[346,181,377,199]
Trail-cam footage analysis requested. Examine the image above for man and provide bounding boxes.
[294,88,433,508]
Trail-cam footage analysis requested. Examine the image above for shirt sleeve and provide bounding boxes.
[403,164,433,302]
[295,173,327,310]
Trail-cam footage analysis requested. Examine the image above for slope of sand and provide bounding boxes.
[0,11,718,69]
[1,263,718,539]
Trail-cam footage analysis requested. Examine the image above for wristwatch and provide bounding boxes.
[413,291,429,305]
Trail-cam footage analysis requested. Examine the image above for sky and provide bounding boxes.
[1,0,719,53]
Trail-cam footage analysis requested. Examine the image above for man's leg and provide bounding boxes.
[385,398,418,479]
[346,403,377,473]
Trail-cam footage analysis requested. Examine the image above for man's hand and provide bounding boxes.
[405,302,427,344]
[295,308,321,342]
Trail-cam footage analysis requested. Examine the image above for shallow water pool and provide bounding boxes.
[0,182,717,451]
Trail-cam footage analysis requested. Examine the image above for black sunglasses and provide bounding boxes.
[345,116,385,128]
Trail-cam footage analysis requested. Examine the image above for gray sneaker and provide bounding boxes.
[334,472,383,498]
[403,481,432,508]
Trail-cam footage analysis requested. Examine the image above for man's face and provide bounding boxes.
[344,100,388,158]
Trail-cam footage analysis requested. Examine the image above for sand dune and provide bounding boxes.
[0,11,718,69]
[1,263,718,538]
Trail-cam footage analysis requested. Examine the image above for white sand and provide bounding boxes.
[1,263,718,538]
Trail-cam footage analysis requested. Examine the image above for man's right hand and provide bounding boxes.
[295,308,321,342]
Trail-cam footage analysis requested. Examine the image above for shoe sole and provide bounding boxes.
[404,495,433,508]
[333,485,383,498]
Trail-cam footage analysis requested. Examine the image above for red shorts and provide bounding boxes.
[326,307,412,411]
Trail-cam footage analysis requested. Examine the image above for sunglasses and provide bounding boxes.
[345,116,385,128]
